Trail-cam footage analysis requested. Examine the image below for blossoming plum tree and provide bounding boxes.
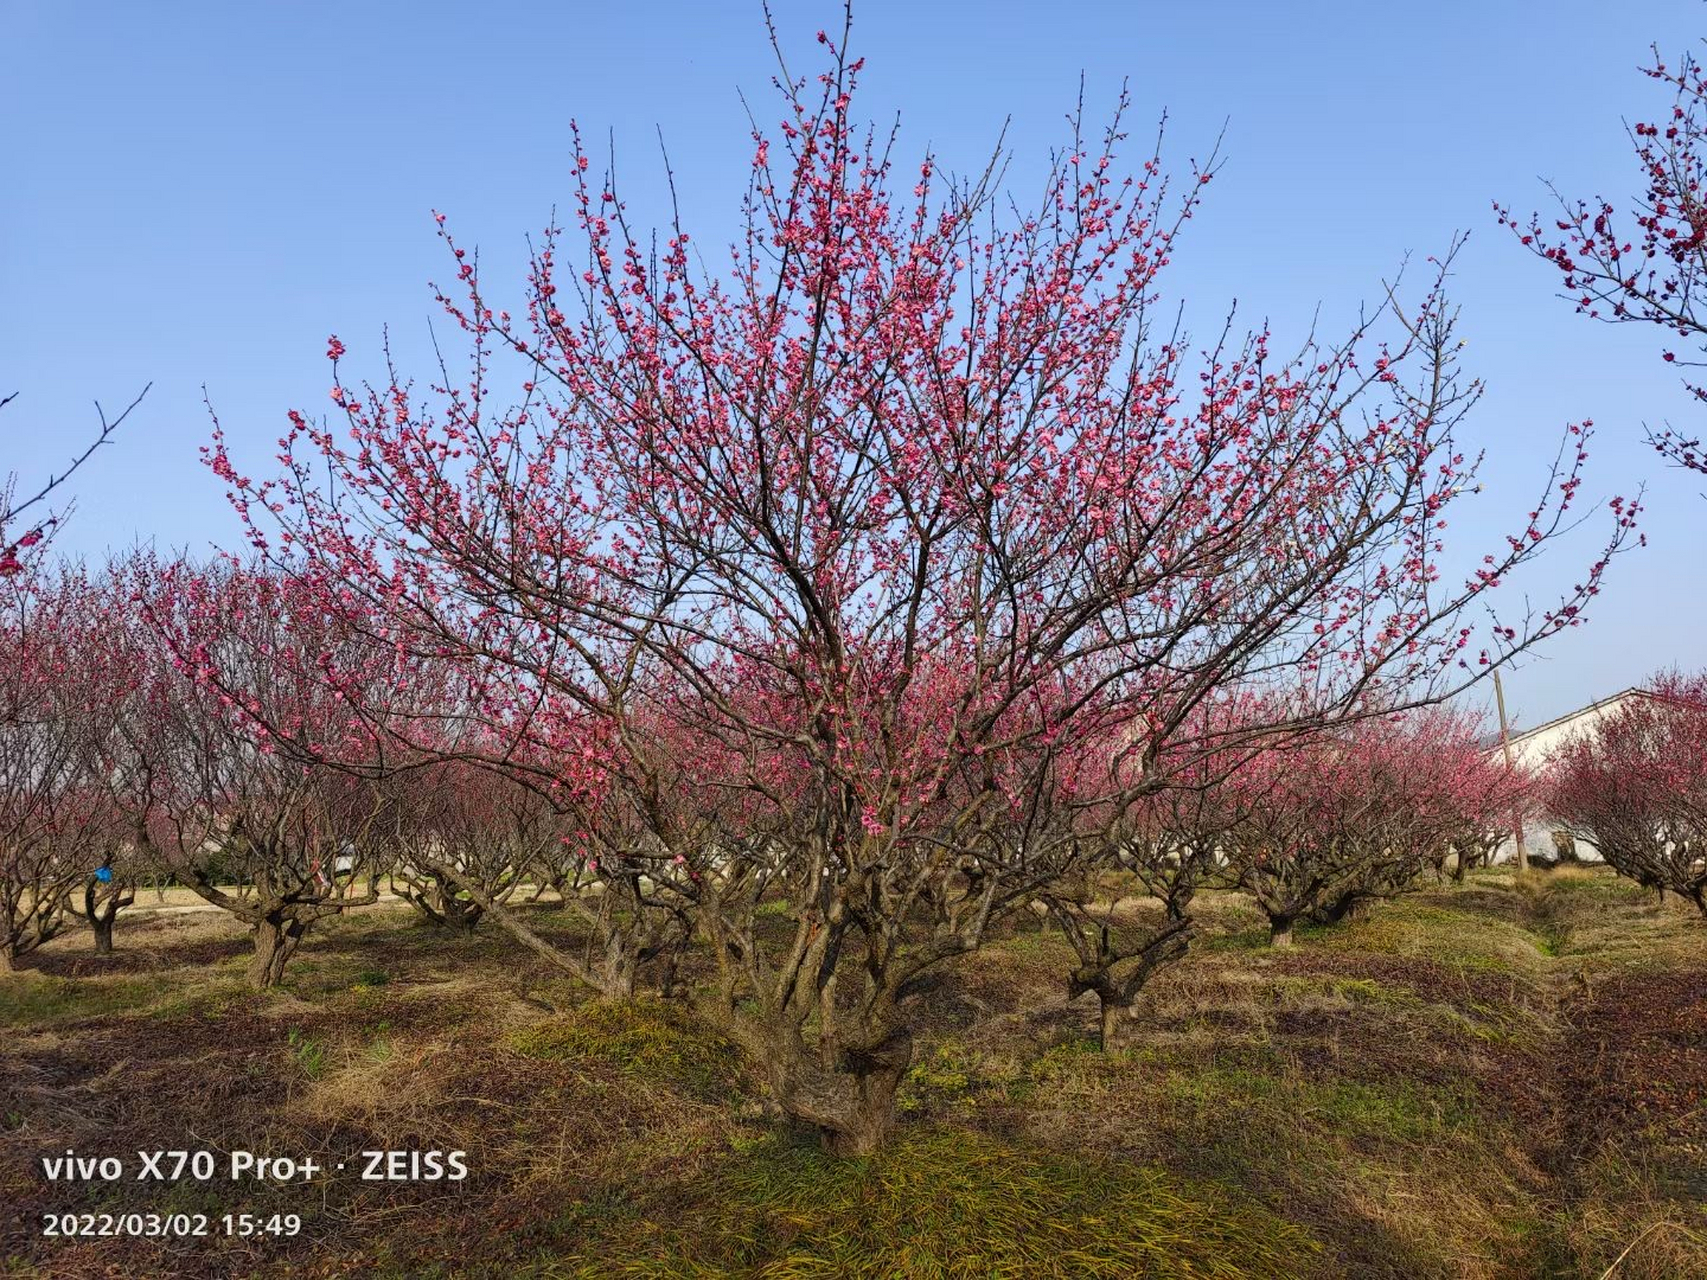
[47,566,166,957]
[1549,671,1707,912]
[1226,708,1526,945]
[1499,36,1707,489]
[1308,710,1528,917]
[205,15,1630,1149]
[0,570,90,970]
[388,762,536,933]
[121,559,402,989]
[386,758,609,941]
[1034,693,1278,1049]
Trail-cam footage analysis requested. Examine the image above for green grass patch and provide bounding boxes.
[0,972,166,1027]
[144,980,250,1022]
[1328,975,1417,1007]
[286,1026,330,1079]
[507,999,745,1101]
[363,1019,395,1063]
[543,1127,1319,1278]
[1161,1062,1473,1146]
[1199,926,1272,953]
[1314,900,1551,975]
[898,1042,982,1114]
[1272,973,1423,1011]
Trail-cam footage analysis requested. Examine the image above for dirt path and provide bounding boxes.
[1516,872,1707,1277]
[126,892,409,918]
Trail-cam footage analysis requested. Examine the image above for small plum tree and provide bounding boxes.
[1227,709,1517,945]
[65,846,138,956]
[123,559,398,989]
[0,571,89,970]
[1549,672,1707,913]
[389,762,554,934]
[1041,695,1273,1050]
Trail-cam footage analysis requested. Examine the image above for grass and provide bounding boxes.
[898,1042,981,1113]
[507,998,745,1102]
[1158,1063,1475,1145]
[1310,897,1554,975]
[0,971,174,1027]
[2,868,1704,1278]
[286,1026,329,1079]
[538,1128,1319,1279]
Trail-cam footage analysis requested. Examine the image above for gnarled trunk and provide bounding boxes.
[821,1066,905,1157]
[1066,971,1134,1053]
[1063,916,1195,1052]
[774,1029,912,1157]
[0,913,62,972]
[442,894,483,933]
[83,879,131,954]
[1313,893,1372,925]
[1269,916,1295,948]
[595,930,641,1000]
[247,913,311,989]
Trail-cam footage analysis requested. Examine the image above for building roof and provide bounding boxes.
[1498,686,1653,750]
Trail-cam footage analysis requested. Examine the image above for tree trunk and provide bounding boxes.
[91,916,115,955]
[655,949,680,1000]
[1097,993,1127,1052]
[0,944,13,975]
[820,1061,905,1157]
[595,942,639,1000]
[1313,893,1371,925]
[646,926,694,999]
[1269,917,1295,948]
[740,1019,912,1158]
[247,915,309,990]
[442,893,482,933]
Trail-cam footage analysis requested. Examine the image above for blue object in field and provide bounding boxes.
[93,866,113,883]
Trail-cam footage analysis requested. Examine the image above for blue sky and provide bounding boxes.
[3,0,1702,728]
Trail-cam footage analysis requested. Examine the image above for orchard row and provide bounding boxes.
[4,20,1700,1156]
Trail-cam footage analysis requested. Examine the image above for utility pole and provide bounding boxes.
[1492,669,1528,874]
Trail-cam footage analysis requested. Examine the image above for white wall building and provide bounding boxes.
[1484,687,1656,864]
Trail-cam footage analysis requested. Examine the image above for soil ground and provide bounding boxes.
[2,866,1704,1278]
